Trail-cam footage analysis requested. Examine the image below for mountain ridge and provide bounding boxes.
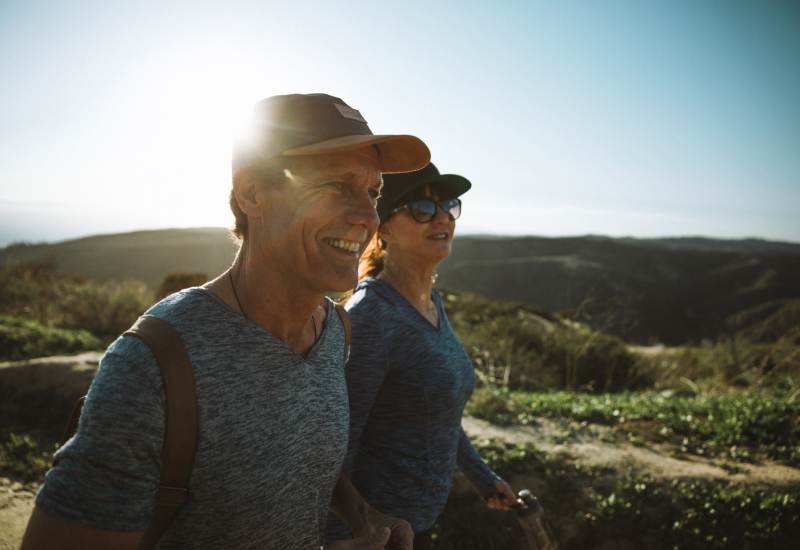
[2,228,799,345]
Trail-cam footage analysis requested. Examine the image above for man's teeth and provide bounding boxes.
[430,233,448,240]
[327,239,361,253]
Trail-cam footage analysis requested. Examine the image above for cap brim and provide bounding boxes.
[281,134,431,173]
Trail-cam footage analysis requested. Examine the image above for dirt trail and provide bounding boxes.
[0,477,35,550]
[3,351,799,548]
[462,416,800,487]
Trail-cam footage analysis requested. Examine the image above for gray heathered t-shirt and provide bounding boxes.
[36,288,349,549]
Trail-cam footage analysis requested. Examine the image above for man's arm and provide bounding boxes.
[330,472,413,550]
[25,340,166,548]
[21,506,143,550]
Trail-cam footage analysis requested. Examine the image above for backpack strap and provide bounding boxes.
[123,315,198,550]
[334,304,351,363]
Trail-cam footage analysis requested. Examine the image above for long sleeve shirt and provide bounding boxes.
[336,277,501,534]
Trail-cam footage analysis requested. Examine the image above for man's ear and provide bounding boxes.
[232,168,263,219]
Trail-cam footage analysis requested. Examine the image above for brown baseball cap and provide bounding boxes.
[233,93,431,174]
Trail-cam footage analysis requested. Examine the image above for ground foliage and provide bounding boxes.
[431,439,800,550]
[444,288,800,396]
[467,388,800,466]
[0,432,52,481]
[442,289,649,393]
[0,262,152,343]
[0,315,101,361]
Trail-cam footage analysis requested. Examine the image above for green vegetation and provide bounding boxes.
[443,288,800,395]
[430,440,800,550]
[443,289,650,393]
[0,432,52,481]
[0,262,152,344]
[0,315,101,361]
[640,336,800,394]
[467,389,800,465]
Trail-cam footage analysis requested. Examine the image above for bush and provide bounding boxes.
[0,432,52,480]
[0,262,152,340]
[431,439,800,549]
[0,315,102,361]
[443,289,649,393]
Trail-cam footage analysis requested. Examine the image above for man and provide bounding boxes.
[21,93,431,549]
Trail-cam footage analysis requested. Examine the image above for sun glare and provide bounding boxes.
[106,42,269,229]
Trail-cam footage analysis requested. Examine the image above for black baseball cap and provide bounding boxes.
[233,93,430,174]
[377,163,472,221]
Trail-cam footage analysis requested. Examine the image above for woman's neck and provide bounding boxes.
[378,256,438,316]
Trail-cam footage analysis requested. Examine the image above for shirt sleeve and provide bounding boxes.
[342,303,391,472]
[456,427,502,499]
[35,336,165,531]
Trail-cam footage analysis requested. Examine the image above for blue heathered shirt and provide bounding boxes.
[328,277,500,537]
[36,288,349,549]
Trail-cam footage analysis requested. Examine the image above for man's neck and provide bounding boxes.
[206,244,324,354]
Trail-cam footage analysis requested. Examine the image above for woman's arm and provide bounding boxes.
[456,427,517,510]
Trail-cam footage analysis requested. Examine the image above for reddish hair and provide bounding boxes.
[358,231,386,279]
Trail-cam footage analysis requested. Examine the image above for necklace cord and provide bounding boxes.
[228,270,247,320]
[229,269,318,342]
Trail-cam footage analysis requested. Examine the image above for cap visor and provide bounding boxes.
[281,134,431,173]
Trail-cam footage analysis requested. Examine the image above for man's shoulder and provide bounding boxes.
[145,287,217,323]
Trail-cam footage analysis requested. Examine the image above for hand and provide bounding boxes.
[486,479,518,511]
[358,508,414,550]
[328,527,391,550]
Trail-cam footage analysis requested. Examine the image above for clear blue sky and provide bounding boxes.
[1,0,798,245]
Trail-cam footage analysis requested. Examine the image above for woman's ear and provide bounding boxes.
[232,169,263,220]
[378,223,395,246]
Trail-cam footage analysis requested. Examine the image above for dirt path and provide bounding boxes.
[0,476,36,550]
[462,416,800,487]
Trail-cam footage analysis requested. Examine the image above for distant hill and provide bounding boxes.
[438,235,800,344]
[2,229,799,345]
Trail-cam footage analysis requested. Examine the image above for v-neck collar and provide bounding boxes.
[362,277,443,331]
[196,287,333,362]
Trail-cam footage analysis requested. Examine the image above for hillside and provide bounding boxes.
[2,229,799,344]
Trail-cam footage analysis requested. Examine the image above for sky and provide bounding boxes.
[1,0,799,246]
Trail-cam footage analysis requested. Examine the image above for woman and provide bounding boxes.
[328,163,518,548]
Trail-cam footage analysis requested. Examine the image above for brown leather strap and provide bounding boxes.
[334,304,351,362]
[124,315,198,550]
[60,396,86,446]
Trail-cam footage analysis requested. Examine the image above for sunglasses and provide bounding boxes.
[390,198,462,223]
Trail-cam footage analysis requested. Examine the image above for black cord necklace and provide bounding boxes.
[228,269,247,320]
[228,269,318,341]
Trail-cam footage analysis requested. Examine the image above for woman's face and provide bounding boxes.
[380,186,457,265]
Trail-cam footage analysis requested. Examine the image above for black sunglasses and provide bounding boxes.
[390,197,462,223]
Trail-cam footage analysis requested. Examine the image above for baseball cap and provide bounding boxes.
[233,93,430,174]
[377,163,472,221]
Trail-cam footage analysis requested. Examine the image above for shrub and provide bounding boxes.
[0,262,152,340]
[443,289,649,393]
[0,432,52,480]
[0,315,102,361]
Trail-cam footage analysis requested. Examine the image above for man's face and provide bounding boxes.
[253,148,382,293]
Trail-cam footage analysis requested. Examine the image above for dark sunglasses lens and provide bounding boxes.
[408,200,437,222]
[443,198,462,220]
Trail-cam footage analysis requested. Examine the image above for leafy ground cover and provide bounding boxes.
[0,315,101,361]
[467,388,800,466]
[431,439,800,550]
[0,433,52,481]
